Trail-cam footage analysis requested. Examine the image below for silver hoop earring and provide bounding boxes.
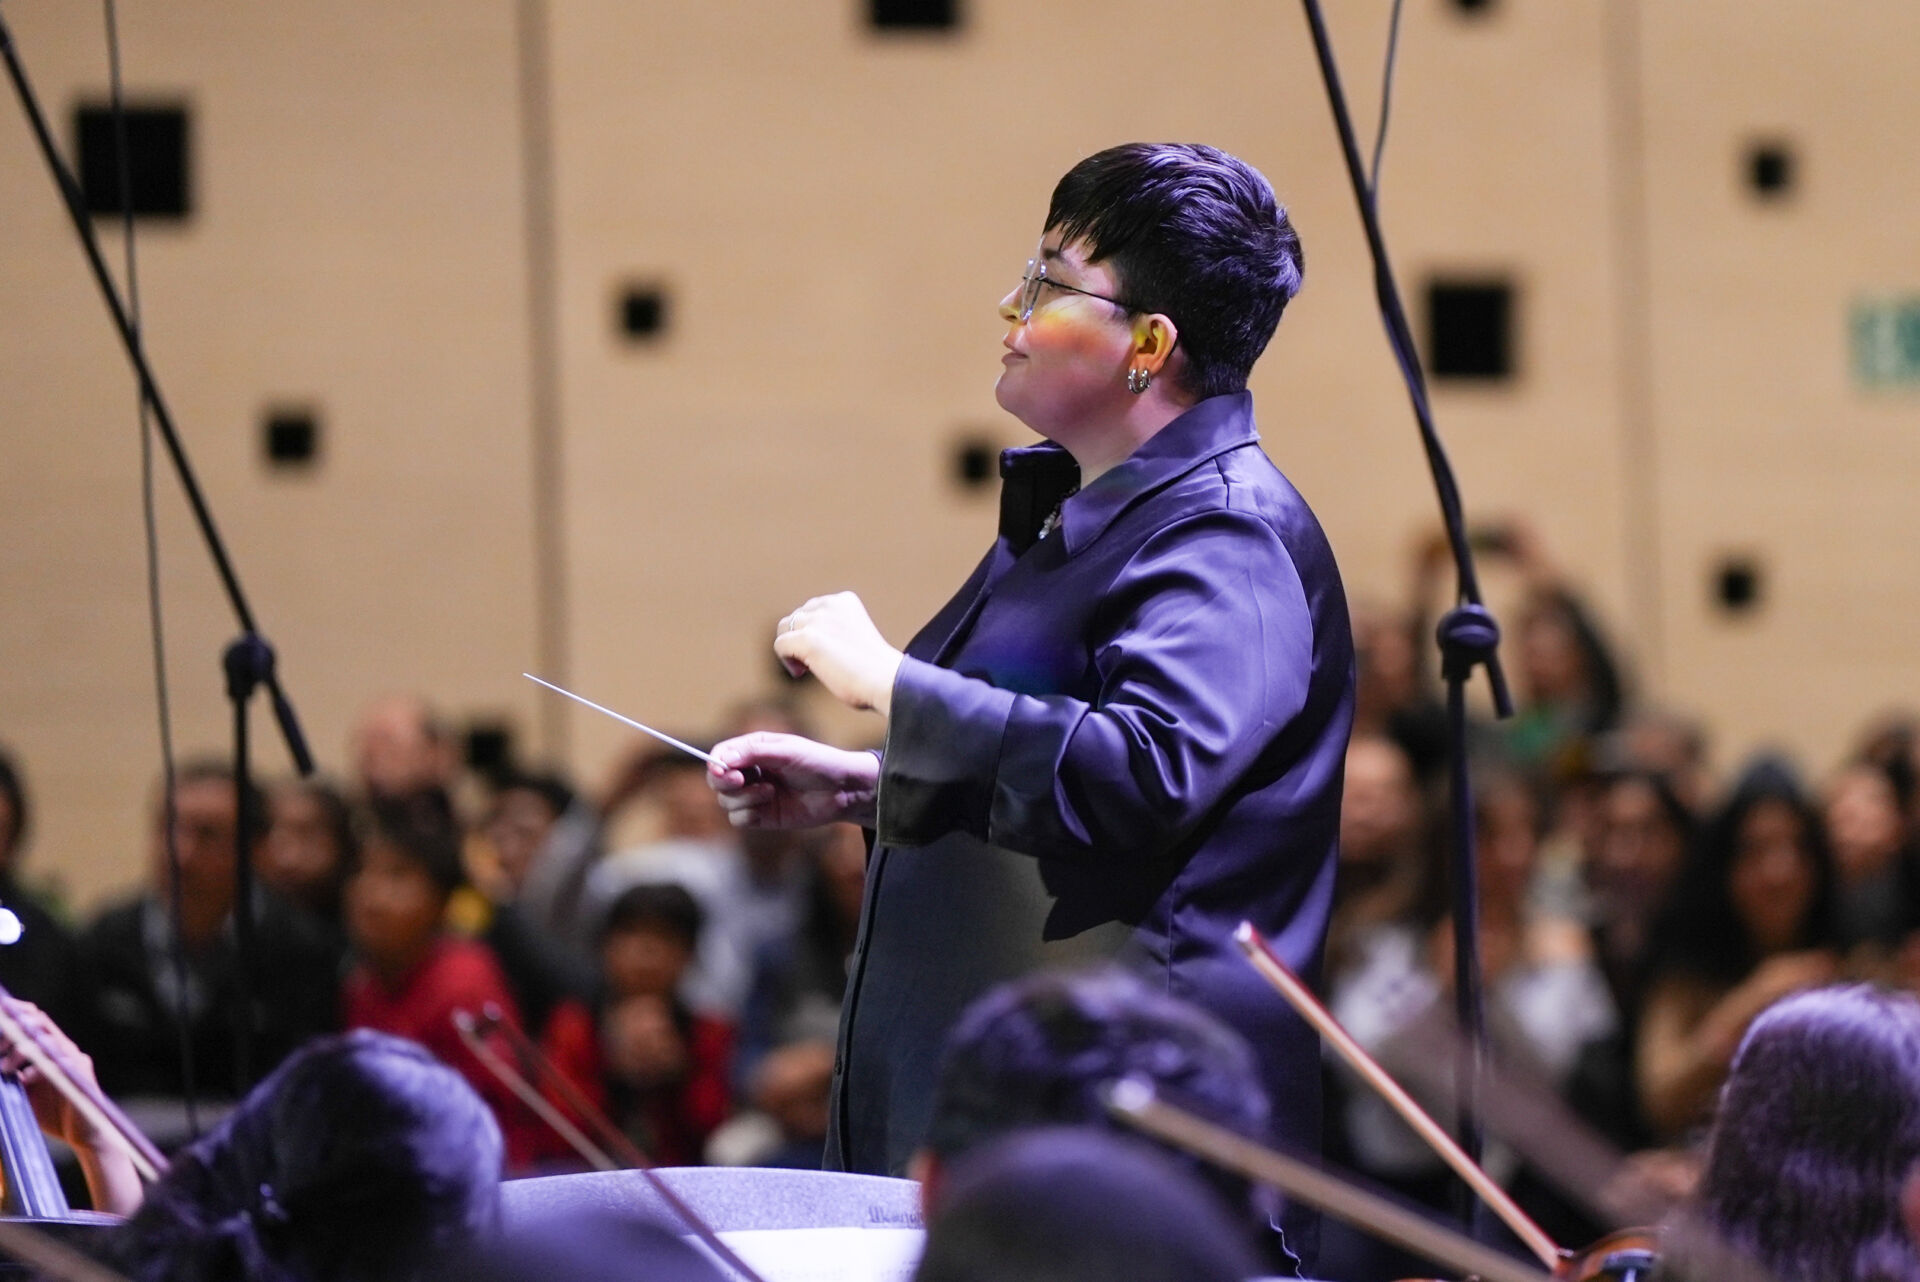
[1127,367,1151,394]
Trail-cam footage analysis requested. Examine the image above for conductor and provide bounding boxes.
[708,142,1353,1266]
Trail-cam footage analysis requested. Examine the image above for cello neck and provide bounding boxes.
[0,1070,69,1218]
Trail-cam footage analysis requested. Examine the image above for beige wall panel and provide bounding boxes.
[1638,2,1920,773]
[0,2,537,906]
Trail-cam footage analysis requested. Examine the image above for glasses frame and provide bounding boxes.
[1016,257,1139,323]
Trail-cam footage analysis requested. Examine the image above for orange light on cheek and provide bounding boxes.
[1024,307,1119,357]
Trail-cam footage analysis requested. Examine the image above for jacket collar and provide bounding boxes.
[996,392,1260,557]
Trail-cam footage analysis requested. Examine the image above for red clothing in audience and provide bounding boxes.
[541,998,734,1167]
[342,935,555,1170]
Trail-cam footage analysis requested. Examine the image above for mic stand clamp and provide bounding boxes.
[223,633,276,1092]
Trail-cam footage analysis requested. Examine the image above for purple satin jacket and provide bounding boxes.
[827,392,1354,1240]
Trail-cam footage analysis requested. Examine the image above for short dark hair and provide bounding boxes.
[360,790,465,899]
[166,757,270,843]
[110,1030,501,1282]
[1045,143,1303,400]
[1693,985,1920,1282]
[601,882,704,951]
[923,968,1270,1224]
[491,768,576,819]
[916,1129,1258,1282]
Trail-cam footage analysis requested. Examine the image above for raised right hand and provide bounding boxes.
[708,732,880,830]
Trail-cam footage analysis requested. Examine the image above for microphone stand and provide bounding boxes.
[1293,0,1515,1235]
[0,8,314,1094]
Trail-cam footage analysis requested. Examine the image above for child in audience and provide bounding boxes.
[559,883,733,1166]
[340,792,552,1170]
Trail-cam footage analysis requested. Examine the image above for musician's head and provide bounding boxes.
[914,1128,1258,1282]
[346,790,465,976]
[1695,984,1920,1282]
[917,967,1273,1241]
[112,1029,501,1282]
[994,143,1302,445]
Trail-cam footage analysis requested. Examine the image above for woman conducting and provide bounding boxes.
[708,142,1353,1268]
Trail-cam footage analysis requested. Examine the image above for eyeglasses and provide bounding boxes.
[1015,257,1137,323]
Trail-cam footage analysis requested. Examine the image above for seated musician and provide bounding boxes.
[1663,984,1920,1282]
[2,1017,501,1282]
[914,967,1290,1273]
[913,1128,1258,1282]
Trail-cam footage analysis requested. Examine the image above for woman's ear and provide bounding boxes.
[1131,313,1179,378]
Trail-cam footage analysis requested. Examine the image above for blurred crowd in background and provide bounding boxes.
[0,520,1917,1256]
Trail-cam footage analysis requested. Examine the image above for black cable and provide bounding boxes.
[104,0,198,1136]
[1368,0,1407,198]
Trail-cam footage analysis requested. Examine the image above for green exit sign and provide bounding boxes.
[1853,298,1920,387]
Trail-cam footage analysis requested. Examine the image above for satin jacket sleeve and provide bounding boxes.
[877,507,1313,865]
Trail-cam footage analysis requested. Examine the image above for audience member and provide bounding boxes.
[79,761,339,1101]
[467,769,595,1037]
[105,1030,501,1282]
[1350,601,1447,784]
[1328,735,1429,974]
[1560,768,1697,1151]
[569,882,734,1166]
[1636,757,1840,1140]
[0,744,85,1030]
[1823,760,1918,955]
[352,694,459,805]
[914,1128,1260,1282]
[339,791,552,1170]
[259,778,357,927]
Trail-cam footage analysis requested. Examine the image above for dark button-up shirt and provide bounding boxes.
[827,392,1353,1243]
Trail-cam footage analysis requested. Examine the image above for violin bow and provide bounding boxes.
[0,988,167,1183]
[453,1009,620,1173]
[1233,922,1563,1270]
[1105,1078,1553,1282]
[465,1005,654,1169]
[451,1008,773,1282]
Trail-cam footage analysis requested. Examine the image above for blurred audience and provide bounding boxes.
[19,512,1920,1282]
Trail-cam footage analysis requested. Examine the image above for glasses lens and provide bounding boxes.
[1019,260,1044,320]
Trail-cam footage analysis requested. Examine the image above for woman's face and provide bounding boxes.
[1592,778,1687,921]
[1517,605,1585,704]
[1728,798,1818,954]
[261,787,344,907]
[994,236,1138,442]
[1823,766,1904,882]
